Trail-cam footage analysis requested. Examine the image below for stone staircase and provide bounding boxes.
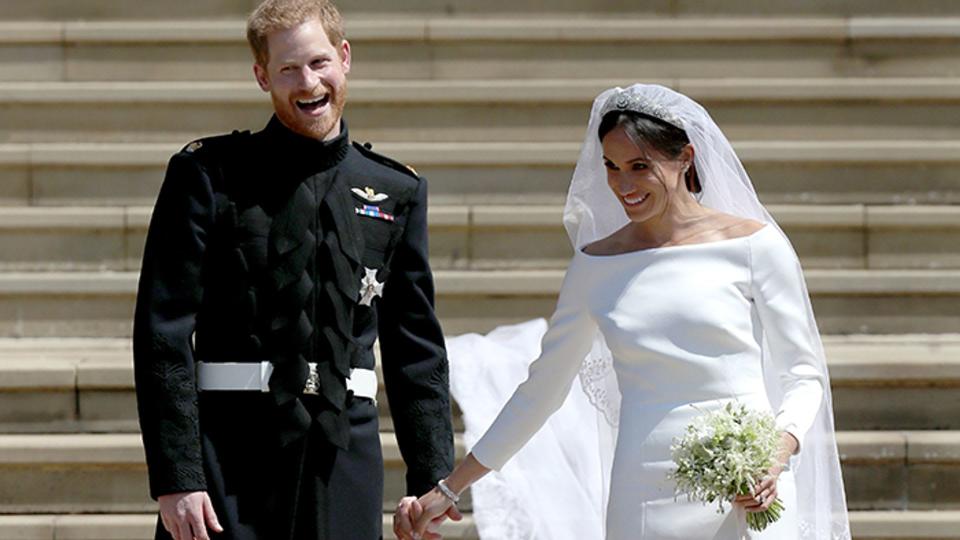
[1,1,960,539]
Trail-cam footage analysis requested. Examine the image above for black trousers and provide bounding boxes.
[154,396,384,540]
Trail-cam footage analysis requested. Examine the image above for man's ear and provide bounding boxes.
[339,39,351,75]
[253,63,270,92]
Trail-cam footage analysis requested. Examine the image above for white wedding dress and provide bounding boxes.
[459,225,825,540]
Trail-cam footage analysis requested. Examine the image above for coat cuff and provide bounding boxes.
[149,464,207,501]
[406,470,446,498]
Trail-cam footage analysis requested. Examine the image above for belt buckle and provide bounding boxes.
[303,364,320,395]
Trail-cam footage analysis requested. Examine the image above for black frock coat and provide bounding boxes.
[133,116,455,540]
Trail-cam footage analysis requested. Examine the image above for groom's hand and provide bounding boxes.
[409,488,462,540]
[395,496,450,540]
[157,491,223,540]
[393,496,421,540]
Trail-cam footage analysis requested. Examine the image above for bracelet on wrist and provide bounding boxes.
[437,479,460,505]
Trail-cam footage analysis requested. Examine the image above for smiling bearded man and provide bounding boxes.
[132,1,456,539]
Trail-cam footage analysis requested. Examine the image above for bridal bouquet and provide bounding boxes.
[669,402,784,531]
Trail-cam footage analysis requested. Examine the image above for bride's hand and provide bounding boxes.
[734,431,798,514]
[733,465,781,513]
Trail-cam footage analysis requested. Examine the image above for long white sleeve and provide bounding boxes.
[470,257,598,471]
[749,230,827,451]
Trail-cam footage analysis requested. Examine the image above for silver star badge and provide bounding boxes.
[358,267,384,306]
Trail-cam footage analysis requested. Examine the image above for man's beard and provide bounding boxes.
[273,86,347,141]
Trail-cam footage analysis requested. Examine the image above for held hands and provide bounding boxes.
[157,491,223,540]
[394,455,487,539]
[393,488,463,540]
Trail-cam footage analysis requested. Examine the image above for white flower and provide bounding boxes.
[669,402,784,531]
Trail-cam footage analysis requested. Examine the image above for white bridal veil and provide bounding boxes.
[447,83,850,540]
[565,84,850,540]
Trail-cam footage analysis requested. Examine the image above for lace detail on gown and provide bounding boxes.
[578,335,620,428]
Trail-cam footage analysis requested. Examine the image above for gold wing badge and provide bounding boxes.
[353,186,396,222]
[351,187,389,203]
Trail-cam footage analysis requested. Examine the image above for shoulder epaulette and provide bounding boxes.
[352,141,421,181]
[179,130,251,161]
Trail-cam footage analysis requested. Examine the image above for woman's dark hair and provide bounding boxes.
[598,110,701,194]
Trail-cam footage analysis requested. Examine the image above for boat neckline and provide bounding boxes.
[578,224,771,259]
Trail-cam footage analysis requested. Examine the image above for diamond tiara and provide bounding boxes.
[599,90,685,130]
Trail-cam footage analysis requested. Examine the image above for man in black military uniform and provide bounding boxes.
[133,1,455,539]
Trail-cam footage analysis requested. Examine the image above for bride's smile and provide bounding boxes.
[601,122,696,226]
[399,84,848,540]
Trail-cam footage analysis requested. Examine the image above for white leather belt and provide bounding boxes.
[196,362,378,403]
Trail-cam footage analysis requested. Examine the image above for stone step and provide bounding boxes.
[8,17,960,82]
[827,335,960,430]
[0,513,478,540]
[849,511,960,540]
[351,1,960,16]
[0,512,957,540]
[0,269,958,337]
[3,141,960,206]
[0,431,956,513]
[4,17,960,81]
[1,335,958,433]
[840,431,960,511]
[0,432,473,515]
[3,0,960,19]
[5,79,960,142]
[0,351,467,435]
[0,0,258,21]
[1,204,958,272]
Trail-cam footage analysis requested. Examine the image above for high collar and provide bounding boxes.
[261,114,351,173]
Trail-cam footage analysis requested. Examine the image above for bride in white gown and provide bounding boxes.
[394,84,850,540]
